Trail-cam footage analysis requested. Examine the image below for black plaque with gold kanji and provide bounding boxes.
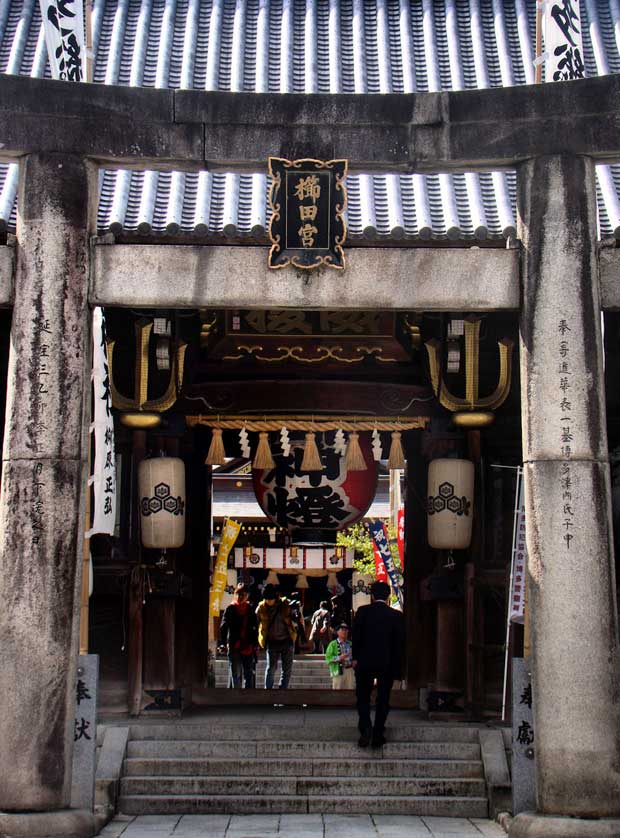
[268,157,347,271]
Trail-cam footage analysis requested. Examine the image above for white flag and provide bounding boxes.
[509,469,527,624]
[88,307,116,536]
[39,0,85,81]
[544,0,585,81]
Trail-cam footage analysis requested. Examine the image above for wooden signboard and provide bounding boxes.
[268,157,347,270]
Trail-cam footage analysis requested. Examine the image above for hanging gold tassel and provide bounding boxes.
[205,428,227,465]
[388,431,406,470]
[301,432,323,471]
[345,431,367,471]
[253,432,275,469]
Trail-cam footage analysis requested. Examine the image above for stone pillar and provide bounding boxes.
[0,154,94,818]
[511,155,620,836]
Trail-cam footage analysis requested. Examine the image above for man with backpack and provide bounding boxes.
[309,600,331,652]
[256,583,298,689]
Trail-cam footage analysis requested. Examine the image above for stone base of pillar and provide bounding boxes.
[0,809,96,838]
[510,813,620,837]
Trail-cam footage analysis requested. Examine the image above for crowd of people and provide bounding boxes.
[219,579,405,748]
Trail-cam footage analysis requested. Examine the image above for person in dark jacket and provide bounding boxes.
[352,580,405,748]
[220,583,259,688]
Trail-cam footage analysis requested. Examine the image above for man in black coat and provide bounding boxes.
[352,580,405,748]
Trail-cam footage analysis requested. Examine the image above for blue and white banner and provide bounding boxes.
[544,0,585,81]
[369,519,404,607]
[39,0,85,81]
[88,307,116,536]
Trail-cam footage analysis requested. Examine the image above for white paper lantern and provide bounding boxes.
[427,458,474,549]
[352,571,373,612]
[220,569,238,610]
[139,457,185,549]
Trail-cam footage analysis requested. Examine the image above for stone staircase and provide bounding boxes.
[118,720,488,817]
[213,656,333,689]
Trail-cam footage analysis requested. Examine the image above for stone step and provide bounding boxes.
[127,740,481,761]
[120,775,487,798]
[123,757,485,779]
[118,793,489,817]
[127,723,480,743]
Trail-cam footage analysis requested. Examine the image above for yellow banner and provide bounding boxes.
[209,518,241,616]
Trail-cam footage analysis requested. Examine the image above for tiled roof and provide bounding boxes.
[1,0,620,240]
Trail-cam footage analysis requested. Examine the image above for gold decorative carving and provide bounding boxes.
[425,316,513,418]
[222,344,399,364]
[107,318,187,413]
[403,314,422,350]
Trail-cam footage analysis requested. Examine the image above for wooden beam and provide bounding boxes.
[91,244,521,312]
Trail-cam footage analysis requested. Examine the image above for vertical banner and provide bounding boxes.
[544,0,585,81]
[209,519,241,616]
[372,539,388,583]
[397,507,405,566]
[88,307,116,536]
[39,0,85,81]
[369,519,403,607]
[509,469,527,625]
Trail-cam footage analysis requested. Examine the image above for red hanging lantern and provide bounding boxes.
[252,433,378,545]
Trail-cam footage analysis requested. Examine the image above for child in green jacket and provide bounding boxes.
[325,623,355,689]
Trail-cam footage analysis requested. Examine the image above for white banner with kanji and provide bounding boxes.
[39,0,85,81]
[88,307,116,536]
[509,468,527,624]
[544,0,585,81]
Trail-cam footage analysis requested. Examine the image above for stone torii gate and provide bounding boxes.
[1,72,620,838]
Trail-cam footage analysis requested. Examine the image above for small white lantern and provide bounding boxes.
[139,457,185,549]
[427,458,474,549]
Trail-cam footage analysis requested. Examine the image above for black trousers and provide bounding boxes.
[355,670,394,736]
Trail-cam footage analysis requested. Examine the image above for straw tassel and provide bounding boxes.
[253,432,275,469]
[265,570,279,586]
[345,431,367,471]
[301,432,323,471]
[388,431,406,470]
[205,428,227,465]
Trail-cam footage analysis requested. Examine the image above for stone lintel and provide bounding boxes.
[0,115,204,169]
[1,74,620,170]
[91,243,520,311]
[524,460,620,818]
[0,245,14,306]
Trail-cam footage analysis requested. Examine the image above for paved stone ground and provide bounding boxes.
[100,814,505,838]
